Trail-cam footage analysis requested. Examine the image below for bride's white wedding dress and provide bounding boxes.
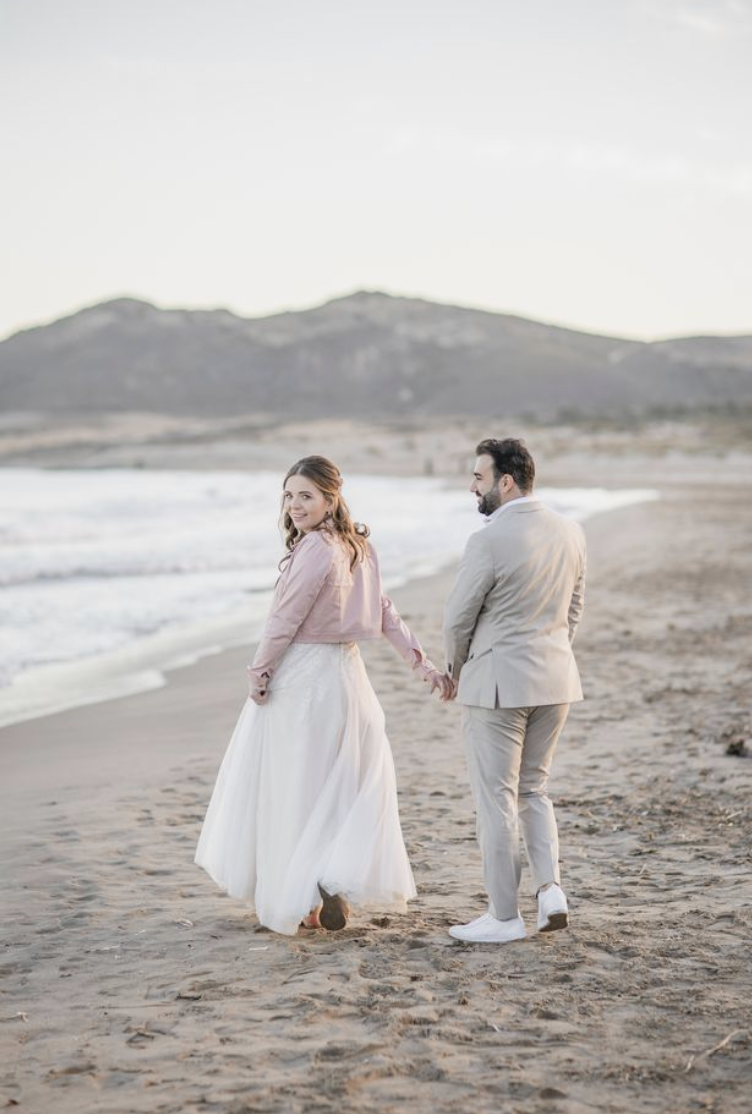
[194,641,417,936]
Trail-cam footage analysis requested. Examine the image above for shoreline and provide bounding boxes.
[2,469,752,1112]
[0,478,656,731]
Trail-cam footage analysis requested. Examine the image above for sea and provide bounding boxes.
[0,469,658,727]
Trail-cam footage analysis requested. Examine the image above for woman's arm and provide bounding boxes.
[381,593,434,677]
[248,533,334,685]
[369,540,451,697]
[381,593,453,699]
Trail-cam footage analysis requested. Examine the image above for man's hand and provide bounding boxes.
[247,668,270,705]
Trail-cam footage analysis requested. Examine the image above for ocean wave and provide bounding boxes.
[0,563,279,589]
[0,469,658,725]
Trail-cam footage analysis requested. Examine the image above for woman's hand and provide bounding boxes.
[247,668,270,705]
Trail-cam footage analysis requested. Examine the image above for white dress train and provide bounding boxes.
[194,642,417,936]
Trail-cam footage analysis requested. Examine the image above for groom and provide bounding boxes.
[444,438,586,944]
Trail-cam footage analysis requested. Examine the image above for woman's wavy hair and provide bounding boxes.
[280,456,370,569]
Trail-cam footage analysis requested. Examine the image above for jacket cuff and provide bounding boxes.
[412,656,439,681]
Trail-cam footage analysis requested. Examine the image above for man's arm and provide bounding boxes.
[568,534,586,644]
[443,530,495,682]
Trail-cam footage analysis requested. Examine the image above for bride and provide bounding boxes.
[195,455,452,936]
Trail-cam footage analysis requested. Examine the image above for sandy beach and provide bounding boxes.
[2,443,752,1114]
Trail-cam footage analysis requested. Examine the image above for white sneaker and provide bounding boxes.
[537,884,569,932]
[449,913,527,944]
[458,912,495,931]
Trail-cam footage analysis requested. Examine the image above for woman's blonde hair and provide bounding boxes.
[281,456,369,569]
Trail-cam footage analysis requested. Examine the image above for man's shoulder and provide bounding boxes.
[547,506,586,543]
[462,525,493,556]
[486,501,585,548]
[536,505,586,548]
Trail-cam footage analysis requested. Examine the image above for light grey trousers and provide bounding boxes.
[461,703,570,921]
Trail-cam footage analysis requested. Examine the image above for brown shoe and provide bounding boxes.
[317,884,350,931]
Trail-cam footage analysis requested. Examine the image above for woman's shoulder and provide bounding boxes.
[285,529,337,569]
[296,528,329,549]
[291,528,377,569]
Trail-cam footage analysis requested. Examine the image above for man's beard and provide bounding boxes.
[477,488,502,516]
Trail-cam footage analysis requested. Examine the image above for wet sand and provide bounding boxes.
[2,470,752,1113]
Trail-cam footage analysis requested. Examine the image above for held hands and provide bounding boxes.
[247,662,455,704]
[247,668,270,705]
[425,669,457,703]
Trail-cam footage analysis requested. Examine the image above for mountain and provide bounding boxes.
[1,291,751,420]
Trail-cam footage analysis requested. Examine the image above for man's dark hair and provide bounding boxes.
[476,438,535,493]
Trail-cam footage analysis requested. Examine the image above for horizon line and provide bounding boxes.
[2,287,751,347]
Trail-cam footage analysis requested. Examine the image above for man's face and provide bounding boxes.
[470,454,502,516]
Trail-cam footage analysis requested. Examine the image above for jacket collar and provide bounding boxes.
[485,495,540,524]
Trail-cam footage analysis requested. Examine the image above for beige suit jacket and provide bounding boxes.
[444,499,586,709]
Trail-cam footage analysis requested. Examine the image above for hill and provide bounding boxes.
[1,291,751,420]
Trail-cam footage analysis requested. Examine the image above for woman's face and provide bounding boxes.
[283,474,332,533]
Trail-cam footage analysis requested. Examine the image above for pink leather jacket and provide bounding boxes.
[248,529,437,683]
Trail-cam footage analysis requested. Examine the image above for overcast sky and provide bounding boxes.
[2,0,751,340]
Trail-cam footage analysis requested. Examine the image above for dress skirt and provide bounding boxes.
[194,641,417,936]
